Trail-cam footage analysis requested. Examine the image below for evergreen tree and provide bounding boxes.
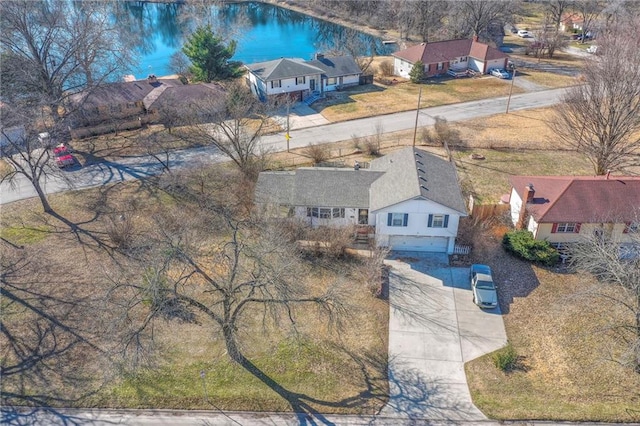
[409,60,425,83]
[182,26,243,82]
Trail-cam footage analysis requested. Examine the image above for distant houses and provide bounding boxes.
[392,38,509,79]
[67,76,225,139]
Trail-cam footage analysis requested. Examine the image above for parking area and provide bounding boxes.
[381,253,507,422]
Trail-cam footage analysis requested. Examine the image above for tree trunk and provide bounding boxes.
[222,323,243,364]
[32,177,54,214]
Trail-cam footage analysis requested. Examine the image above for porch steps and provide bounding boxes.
[304,91,321,105]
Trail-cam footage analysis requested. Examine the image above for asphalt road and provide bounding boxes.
[0,87,568,206]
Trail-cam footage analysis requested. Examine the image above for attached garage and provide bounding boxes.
[389,235,449,252]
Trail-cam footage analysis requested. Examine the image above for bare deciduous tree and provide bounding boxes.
[422,116,461,147]
[574,1,603,43]
[546,0,571,29]
[109,176,349,367]
[182,81,274,179]
[569,225,640,374]
[447,0,514,41]
[0,0,133,123]
[549,29,640,175]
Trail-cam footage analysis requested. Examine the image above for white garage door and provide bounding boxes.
[389,236,449,252]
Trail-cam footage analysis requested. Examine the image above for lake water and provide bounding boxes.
[124,2,393,79]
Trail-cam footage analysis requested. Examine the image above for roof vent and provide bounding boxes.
[415,152,422,157]
[420,176,427,182]
[418,168,425,173]
[416,160,423,165]
[420,185,428,190]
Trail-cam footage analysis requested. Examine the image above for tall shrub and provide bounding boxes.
[502,230,559,266]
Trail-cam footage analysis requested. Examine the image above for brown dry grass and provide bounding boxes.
[314,77,526,122]
[461,221,640,423]
[1,173,389,413]
[466,266,640,421]
[516,69,579,88]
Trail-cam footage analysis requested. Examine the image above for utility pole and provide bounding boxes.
[286,101,290,152]
[506,65,516,114]
[412,86,422,147]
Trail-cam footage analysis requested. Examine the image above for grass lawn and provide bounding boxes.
[0,177,389,413]
[453,148,594,204]
[515,69,579,88]
[465,266,640,422]
[313,78,526,122]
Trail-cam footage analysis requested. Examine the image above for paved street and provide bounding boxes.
[0,87,568,206]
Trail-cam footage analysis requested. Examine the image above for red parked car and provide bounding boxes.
[52,143,75,168]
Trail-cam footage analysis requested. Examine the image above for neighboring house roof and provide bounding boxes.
[305,55,362,78]
[392,39,508,65]
[148,83,226,111]
[245,58,324,82]
[369,147,467,214]
[510,175,640,223]
[70,79,183,109]
[256,168,384,209]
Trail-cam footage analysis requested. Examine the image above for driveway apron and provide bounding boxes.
[381,253,507,422]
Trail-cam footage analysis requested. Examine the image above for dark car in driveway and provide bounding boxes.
[470,264,498,309]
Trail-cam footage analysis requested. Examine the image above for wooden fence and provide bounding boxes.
[468,194,510,221]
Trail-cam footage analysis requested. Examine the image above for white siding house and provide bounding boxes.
[255,148,468,254]
[245,55,362,101]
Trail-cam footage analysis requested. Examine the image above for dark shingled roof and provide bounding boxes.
[369,147,467,214]
[70,79,183,108]
[245,58,324,81]
[256,168,384,208]
[510,175,640,223]
[305,55,362,78]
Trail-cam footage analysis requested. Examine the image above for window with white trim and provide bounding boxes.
[296,76,305,85]
[437,62,444,70]
[428,214,449,228]
[306,207,345,219]
[556,222,577,233]
[271,80,281,88]
[388,213,408,227]
[327,77,337,85]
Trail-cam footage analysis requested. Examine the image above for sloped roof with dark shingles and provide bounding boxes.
[369,148,467,214]
[510,176,640,223]
[393,39,508,65]
[148,83,226,110]
[245,58,324,81]
[70,79,183,108]
[305,55,362,78]
[255,168,384,208]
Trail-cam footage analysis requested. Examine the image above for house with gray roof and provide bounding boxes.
[245,54,362,101]
[255,147,468,253]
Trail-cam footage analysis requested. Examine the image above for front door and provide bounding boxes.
[310,79,315,91]
[358,209,369,225]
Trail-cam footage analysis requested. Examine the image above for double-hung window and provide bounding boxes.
[428,214,449,228]
[271,80,281,88]
[387,213,408,227]
[296,76,305,85]
[553,222,579,233]
[307,207,345,219]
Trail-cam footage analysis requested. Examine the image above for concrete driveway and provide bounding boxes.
[381,253,507,423]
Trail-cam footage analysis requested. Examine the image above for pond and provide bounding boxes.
[120,1,395,79]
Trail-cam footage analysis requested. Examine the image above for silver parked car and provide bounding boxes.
[470,264,498,309]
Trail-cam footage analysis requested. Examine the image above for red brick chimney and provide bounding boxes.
[517,183,534,229]
[472,35,479,42]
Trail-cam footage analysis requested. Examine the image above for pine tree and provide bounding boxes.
[409,60,425,83]
[182,26,243,83]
